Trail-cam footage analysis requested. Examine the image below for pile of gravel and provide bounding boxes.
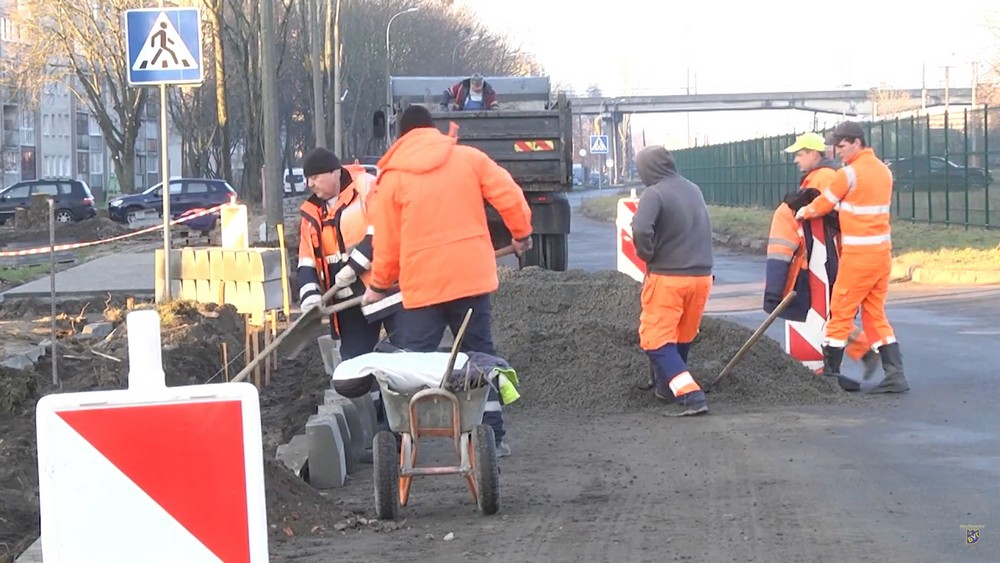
[491,267,855,413]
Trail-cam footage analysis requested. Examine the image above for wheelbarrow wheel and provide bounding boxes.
[373,431,399,520]
[473,425,500,515]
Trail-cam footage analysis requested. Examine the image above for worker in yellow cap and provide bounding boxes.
[763,132,877,391]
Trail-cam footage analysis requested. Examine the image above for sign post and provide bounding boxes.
[36,310,269,560]
[590,135,609,190]
[125,6,205,301]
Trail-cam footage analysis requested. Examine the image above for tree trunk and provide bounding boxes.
[210,0,233,184]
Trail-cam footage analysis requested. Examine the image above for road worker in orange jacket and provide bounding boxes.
[630,145,714,416]
[362,104,533,455]
[766,132,878,391]
[297,148,395,424]
[796,122,910,393]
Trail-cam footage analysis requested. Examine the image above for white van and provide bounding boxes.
[283,167,306,196]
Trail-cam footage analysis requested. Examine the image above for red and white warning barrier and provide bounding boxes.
[0,205,224,258]
[615,190,646,283]
[784,223,832,371]
[36,309,269,561]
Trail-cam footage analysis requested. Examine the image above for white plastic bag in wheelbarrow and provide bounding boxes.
[332,351,469,394]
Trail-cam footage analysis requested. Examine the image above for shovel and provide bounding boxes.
[361,244,518,322]
[705,290,796,392]
[230,289,363,384]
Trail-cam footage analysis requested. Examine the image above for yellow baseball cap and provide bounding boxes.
[784,132,827,153]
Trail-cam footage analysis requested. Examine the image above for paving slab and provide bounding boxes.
[0,251,155,301]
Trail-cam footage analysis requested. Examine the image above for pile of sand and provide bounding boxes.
[492,267,854,413]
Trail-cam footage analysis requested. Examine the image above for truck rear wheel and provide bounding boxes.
[518,234,567,272]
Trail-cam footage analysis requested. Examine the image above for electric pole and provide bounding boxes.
[310,0,326,148]
[261,0,282,240]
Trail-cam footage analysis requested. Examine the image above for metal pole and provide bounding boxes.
[385,8,419,152]
[310,0,326,148]
[160,82,171,299]
[261,0,282,241]
[48,197,58,386]
[332,0,343,156]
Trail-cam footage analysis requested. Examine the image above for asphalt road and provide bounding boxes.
[563,191,1000,560]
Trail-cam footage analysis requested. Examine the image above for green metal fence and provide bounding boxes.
[673,105,1000,228]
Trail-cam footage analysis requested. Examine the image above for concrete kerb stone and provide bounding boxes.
[320,396,366,464]
[317,335,341,376]
[305,413,348,489]
[316,403,356,475]
[275,434,310,477]
[326,389,378,452]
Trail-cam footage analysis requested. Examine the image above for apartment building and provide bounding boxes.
[0,2,181,202]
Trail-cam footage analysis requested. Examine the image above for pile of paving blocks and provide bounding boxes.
[276,335,382,488]
[153,247,286,314]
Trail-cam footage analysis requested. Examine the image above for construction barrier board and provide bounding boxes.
[36,381,268,562]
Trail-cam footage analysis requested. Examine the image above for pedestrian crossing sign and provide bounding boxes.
[125,8,204,87]
[590,135,609,154]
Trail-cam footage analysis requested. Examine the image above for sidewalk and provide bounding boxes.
[0,252,155,301]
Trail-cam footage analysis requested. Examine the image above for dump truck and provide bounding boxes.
[374,76,573,271]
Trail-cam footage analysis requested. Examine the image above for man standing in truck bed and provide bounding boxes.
[630,145,714,416]
[441,73,499,111]
[363,105,532,454]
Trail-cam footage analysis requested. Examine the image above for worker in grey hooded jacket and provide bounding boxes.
[630,145,715,416]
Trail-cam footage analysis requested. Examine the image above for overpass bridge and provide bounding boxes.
[567,88,975,116]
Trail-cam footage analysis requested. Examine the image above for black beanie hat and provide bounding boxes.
[302,147,341,177]
[399,105,434,136]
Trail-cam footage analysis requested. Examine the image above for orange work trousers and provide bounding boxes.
[826,251,895,348]
[639,273,714,351]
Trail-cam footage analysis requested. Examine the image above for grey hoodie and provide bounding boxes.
[630,146,714,276]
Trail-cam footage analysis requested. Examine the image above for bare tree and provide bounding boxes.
[868,85,916,118]
[12,0,149,193]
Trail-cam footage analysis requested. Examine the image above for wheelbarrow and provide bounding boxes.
[370,309,501,520]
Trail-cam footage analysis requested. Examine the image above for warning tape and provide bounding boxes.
[0,205,224,258]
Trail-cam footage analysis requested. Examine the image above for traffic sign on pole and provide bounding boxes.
[36,310,268,561]
[125,8,204,86]
[589,134,609,154]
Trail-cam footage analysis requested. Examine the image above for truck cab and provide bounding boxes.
[374,76,573,271]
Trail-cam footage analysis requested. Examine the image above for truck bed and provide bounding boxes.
[426,106,573,192]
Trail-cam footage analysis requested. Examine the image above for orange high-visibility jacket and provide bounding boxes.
[764,164,841,320]
[297,165,377,308]
[369,126,532,309]
[799,148,892,254]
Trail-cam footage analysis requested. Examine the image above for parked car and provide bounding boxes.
[0,177,97,225]
[107,178,237,226]
[283,167,307,197]
[886,156,993,192]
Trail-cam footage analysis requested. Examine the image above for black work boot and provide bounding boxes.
[823,345,860,392]
[861,350,881,381]
[868,342,910,394]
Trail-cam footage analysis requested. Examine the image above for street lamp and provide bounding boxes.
[452,34,480,74]
[385,7,420,149]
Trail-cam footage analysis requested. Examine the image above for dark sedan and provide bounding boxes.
[108,178,237,226]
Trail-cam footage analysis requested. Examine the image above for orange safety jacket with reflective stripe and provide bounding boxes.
[799,148,892,254]
[297,165,377,314]
[764,163,841,321]
[370,126,532,309]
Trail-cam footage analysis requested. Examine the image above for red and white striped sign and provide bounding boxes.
[784,218,833,372]
[36,376,268,560]
[616,194,647,283]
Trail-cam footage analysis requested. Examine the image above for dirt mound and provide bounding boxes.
[493,267,856,413]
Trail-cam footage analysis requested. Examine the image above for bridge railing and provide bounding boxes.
[673,105,1000,229]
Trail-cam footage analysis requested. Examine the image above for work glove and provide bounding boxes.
[782,188,820,212]
[794,206,807,221]
[362,287,386,306]
[511,236,533,256]
[300,293,321,313]
[332,265,358,290]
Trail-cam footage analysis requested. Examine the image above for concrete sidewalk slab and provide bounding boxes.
[0,251,155,301]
